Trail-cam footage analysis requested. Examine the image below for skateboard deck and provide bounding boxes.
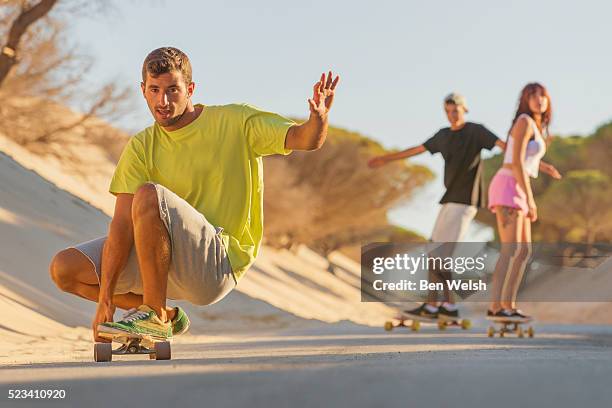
[94,330,171,362]
[486,316,534,338]
[384,312,471,332]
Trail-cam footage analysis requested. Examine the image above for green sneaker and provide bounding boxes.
[98,305,172,340]
[171,306,191,336]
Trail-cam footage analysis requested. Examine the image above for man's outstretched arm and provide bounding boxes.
[285,71,340,151]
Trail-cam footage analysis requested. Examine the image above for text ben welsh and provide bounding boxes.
[372,279,486,291]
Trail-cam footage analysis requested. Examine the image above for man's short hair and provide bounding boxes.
[142,47,192,85]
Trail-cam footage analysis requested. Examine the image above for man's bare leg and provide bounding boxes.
[426,267,440,306]
[426,242,457,306]
[439,242,456,305]
[131,183,172,322]
[49,248,177,319]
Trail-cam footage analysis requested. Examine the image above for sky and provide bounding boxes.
[66,0,611,240]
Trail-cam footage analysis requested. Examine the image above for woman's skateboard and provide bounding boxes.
[93,330,171,362]
[384,312,471,332]
[486,316,534,338]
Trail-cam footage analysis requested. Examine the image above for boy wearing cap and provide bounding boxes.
[368,93,505,319]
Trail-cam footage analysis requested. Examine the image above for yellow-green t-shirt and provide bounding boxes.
[109,103,295,280]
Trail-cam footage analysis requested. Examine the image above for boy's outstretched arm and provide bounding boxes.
[368,145,427,168]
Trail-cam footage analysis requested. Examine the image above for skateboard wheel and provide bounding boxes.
[94,342,112,362]
[384,321,393,331]
[411,320,420,332]
[461,319,472,330]
[437,320,446,330]
[487,326,495,337]
[527,326,534,338]
[154,341,171,360]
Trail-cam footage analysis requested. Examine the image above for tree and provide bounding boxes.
[0,0,131,147]
[0,0,58,87]
[263,125,433,253]
[587,122,612,177]
[539,170,612,245]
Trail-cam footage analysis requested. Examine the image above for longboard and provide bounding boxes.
[486,316,534,338]
[384,312,471,332]
[93,329,171,362]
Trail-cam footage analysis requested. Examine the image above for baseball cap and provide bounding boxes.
[444,92,469,112]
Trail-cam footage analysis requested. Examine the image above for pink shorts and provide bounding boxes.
[488,168,528,214]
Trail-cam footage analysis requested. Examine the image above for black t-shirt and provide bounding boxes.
[423,122,499,208]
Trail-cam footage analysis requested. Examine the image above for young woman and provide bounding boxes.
[487,83,561,320]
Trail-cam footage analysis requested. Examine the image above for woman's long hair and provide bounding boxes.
[509,83,552,138]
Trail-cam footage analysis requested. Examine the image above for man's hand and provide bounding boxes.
[308,71,340,118]
[285,71,340,151]
[92,299,115,342]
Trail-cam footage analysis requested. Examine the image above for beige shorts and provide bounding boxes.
[430,203,478,243]
[71,183,236,306]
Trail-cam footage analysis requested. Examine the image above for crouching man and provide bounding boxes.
[49,47,340,341]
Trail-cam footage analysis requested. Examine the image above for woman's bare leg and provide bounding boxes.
[506,217,532,309]
[489,206,523,311]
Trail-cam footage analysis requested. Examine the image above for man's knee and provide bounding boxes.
[132,183,160,221]
[49,249,83,292]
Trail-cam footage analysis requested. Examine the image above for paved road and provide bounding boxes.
[2,324,611,408]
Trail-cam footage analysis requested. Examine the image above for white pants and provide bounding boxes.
[430,203,478,243]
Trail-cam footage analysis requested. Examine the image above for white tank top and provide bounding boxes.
[503,113,546,178]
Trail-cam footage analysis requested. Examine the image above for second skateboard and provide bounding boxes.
[384,312,471,332]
